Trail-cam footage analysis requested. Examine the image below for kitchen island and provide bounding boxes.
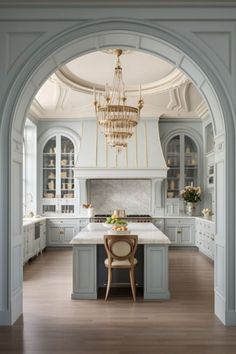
[70,222,171,300]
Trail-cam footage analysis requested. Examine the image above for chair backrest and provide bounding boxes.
[104,235,138,263]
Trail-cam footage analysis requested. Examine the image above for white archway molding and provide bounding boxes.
[0,19,235,325]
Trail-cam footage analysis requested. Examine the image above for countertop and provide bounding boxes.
[23,217,47,226]
[70,222,171,245]
[23,215,215,227]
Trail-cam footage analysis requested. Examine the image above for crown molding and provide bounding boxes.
[195,100,209,119]
[55,67,188,96]
[0,1,235,8]
[29,99,45,118]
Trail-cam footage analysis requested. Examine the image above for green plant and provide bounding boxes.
[105,215,127,225]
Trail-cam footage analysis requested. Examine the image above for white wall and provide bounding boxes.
[23,119,37,216]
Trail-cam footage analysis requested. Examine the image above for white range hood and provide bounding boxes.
[74,118,168,180]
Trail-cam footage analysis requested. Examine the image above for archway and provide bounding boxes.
[1,20,234,325]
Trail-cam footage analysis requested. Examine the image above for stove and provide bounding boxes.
[93,214,152,223]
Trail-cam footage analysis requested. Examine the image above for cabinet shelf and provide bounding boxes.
[166,134,199,199]
[41,134,77,216]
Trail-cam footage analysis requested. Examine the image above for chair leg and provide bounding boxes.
[105,268,112,301]
[129,267,136,302]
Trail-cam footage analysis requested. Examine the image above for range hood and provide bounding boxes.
[74,118,168,180]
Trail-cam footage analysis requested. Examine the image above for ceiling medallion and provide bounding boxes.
[94,49,144,151]
[102,48,132,56]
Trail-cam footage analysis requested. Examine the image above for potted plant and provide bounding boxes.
[180,185,201,216]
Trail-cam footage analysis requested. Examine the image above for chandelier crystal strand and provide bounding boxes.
[94,49,144,151]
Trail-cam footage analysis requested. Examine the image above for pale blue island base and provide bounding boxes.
[70,223,171,300]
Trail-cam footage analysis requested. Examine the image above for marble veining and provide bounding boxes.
[89,179,151,215]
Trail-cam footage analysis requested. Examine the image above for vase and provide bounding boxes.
[87,208,94,218]
[185,202,196,216]
[203,214,212,220]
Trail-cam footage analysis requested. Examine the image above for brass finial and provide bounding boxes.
[115,49,123,58]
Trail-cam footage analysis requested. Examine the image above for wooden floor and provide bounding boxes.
[1,248,236,354]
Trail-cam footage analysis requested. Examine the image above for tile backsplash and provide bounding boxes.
[88,179,151,215]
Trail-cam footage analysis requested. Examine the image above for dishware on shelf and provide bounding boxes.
[61,159,67,166]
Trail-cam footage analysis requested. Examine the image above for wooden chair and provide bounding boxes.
[104,235,138,301]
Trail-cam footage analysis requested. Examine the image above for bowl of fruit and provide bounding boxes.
[103,214,128,229]
[108,224,130,235]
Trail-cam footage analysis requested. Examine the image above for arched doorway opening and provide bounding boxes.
[1,20,234,325]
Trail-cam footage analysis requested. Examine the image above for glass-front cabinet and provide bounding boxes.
[41,134,77,215]
[166,134,199,199]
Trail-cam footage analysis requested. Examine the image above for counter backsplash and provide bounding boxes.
[88,179,152,215]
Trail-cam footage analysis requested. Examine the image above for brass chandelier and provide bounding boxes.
[94,49,144,151]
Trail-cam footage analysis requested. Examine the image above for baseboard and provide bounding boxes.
[0,310,11,326]
[144,290,170,300]
[71,292,97,300]
[225,311,236,326]
[11,290,23,325]
[215,290,226,324]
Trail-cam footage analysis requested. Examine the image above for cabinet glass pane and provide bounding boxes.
[43,205,56,214]
[61,205,75,214]
[184,136,198,187]
[60,136,75,199]
[166,136,180,198]
[43,137,56,198]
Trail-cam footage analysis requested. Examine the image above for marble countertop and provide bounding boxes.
[71,222,171,245]
[23,217,47,227]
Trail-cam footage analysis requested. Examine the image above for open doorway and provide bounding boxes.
[2,24,232,326]
[21,42,217,319]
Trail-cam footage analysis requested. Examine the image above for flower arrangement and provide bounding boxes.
[83,203,94,217]
[180,185,201,203]
[202,208,213,218]
[82,203,93,209]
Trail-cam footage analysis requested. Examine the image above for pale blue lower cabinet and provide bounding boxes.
[71,245,97,299]
[47,218,89,246]
[23,219,47,263]
[164,218,195,246]
[71,244,170,300]
[144,245,170,300]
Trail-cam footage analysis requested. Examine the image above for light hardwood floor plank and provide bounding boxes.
[1,248,236,354]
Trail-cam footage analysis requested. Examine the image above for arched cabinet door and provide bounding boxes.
[41,133,77,215]
[166,134,199,199]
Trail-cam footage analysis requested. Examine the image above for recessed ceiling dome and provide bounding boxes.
[32,49,205,120]
[64,50,175,87]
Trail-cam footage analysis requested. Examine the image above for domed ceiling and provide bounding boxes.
[31,49,207,119]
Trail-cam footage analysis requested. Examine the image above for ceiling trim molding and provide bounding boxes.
[55,66,188,96]
[30,98,45,117]
[195,100,209,119]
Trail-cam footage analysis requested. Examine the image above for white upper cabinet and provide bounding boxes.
[39,129,79,216]
[166,133,199,199]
